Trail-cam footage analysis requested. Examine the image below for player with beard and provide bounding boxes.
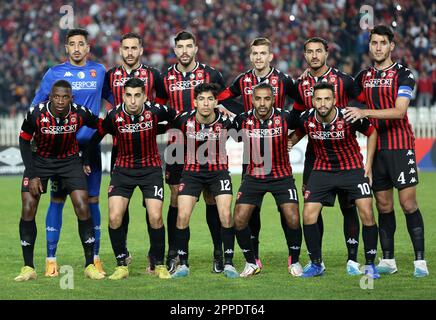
[292,37,363,275]
[159,31,232,274]
[344,25,428,277]
[217,38,303,273]
[104,32,166,272]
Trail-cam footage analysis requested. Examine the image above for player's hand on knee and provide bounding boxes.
[83,165,91,176]
[29,177,43,196]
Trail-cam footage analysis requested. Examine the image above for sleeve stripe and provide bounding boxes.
[397,86,412,98]
[19,131,33,141]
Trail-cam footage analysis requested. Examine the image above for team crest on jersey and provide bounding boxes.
[304,190,311,200]
[387,71,395,78]
[197,71,203,78]
[274,117,281,125]
[214,123,223,132]
[329,75,337,83]
[336,120,344,130]
[270,76,278,85]
[90,69,97,78]
[178,183,185,192]
[23,177,29,187]
[70,116,76,123]
[140,70,147,77]
[144,112,151,120]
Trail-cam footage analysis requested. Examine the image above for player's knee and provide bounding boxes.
[233,214,247,231]
[360,209,376,226]
[21,200,37,220]
[375,197,394,213]
[400,199,418,214]
[148,215,163,229]
[73,200,90,220]
[109,213,122,229]
[220,214,233,228]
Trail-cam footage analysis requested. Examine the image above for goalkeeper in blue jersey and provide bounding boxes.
[30,28,110,277]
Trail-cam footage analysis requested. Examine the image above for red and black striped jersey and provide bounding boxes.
[19,101,99,158]
[104,64,166,106]
[97,102,177,169]
[218,67,300,112]
[172,110,232,173]
[295,108,375,171]
[161,62,226,112]
[354,62,416,150]
[294,67,359,111]
[233,108,299,179]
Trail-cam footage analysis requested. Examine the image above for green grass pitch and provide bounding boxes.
[0,173,435,300]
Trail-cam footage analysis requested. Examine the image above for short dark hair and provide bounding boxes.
[124,78,145,92]
[313,82,335,96]
[174,30,196,45]
[66,28,89,43]
[252,82,274,97]
[121,32,143,46]
[304,37,328,52]
[370,25,394,42]
[51,80,72,91]
[194,83,220,99]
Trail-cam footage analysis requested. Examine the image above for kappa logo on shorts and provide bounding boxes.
[304,190,311,200]
[237,191,242,200]
[108,185,114,193]
[23,177,29,187]
[178,183,185,192]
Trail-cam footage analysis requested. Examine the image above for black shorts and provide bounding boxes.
[178,170,233,198]
[21,154,87,194]
[109,166,164,201]
[372,149,419,192]
[165,163,184,185]
[304,169,372,206]
[236,175,299,207]
[50,143,102,198]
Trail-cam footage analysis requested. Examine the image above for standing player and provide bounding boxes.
[170,83,238,278]
[217,37,302,272]
[292,37,363,275]
[290,83,379,278]
[31,28,107,276]
[104,32,166,271]
[232,83,303,278]
[159,30,229,273]
[84,78,176,280]
[344,25,429,277]
[15,80,104,281]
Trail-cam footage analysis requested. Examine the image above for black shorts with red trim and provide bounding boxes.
[165,163,184,185]
[21,154,87,194]
[372,149,419,192]
[178,170,233,198]
[304,169,372,207]
[108,166,164,201]
[236,175,298,207]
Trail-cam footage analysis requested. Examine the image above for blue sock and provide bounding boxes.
[46,202,64,258]
[89,202,101,257]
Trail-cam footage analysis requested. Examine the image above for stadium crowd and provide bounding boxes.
[0,0,434,115]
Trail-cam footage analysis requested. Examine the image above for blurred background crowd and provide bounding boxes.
[0,0,434,116]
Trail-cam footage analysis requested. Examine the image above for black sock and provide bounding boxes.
[78,218,95,267]
[285,225,302,264]
[167,206,178,255]
[145,209,153,260]
[149,226,165,265]
[19,219,37,268]
[378,211,396,259]
[248,206,261,259]
[175,227,190,266]
[206,204,223,253]
[109,226,127,266]
[221,226,235,265]
[303,223,322,265]
[279,206,289,247]
[317,213,324,248]
[235,226,256,264]
[122,205,130,238]
[405,209,425,260]
[362,224,378,265]
[342,206,360,262]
